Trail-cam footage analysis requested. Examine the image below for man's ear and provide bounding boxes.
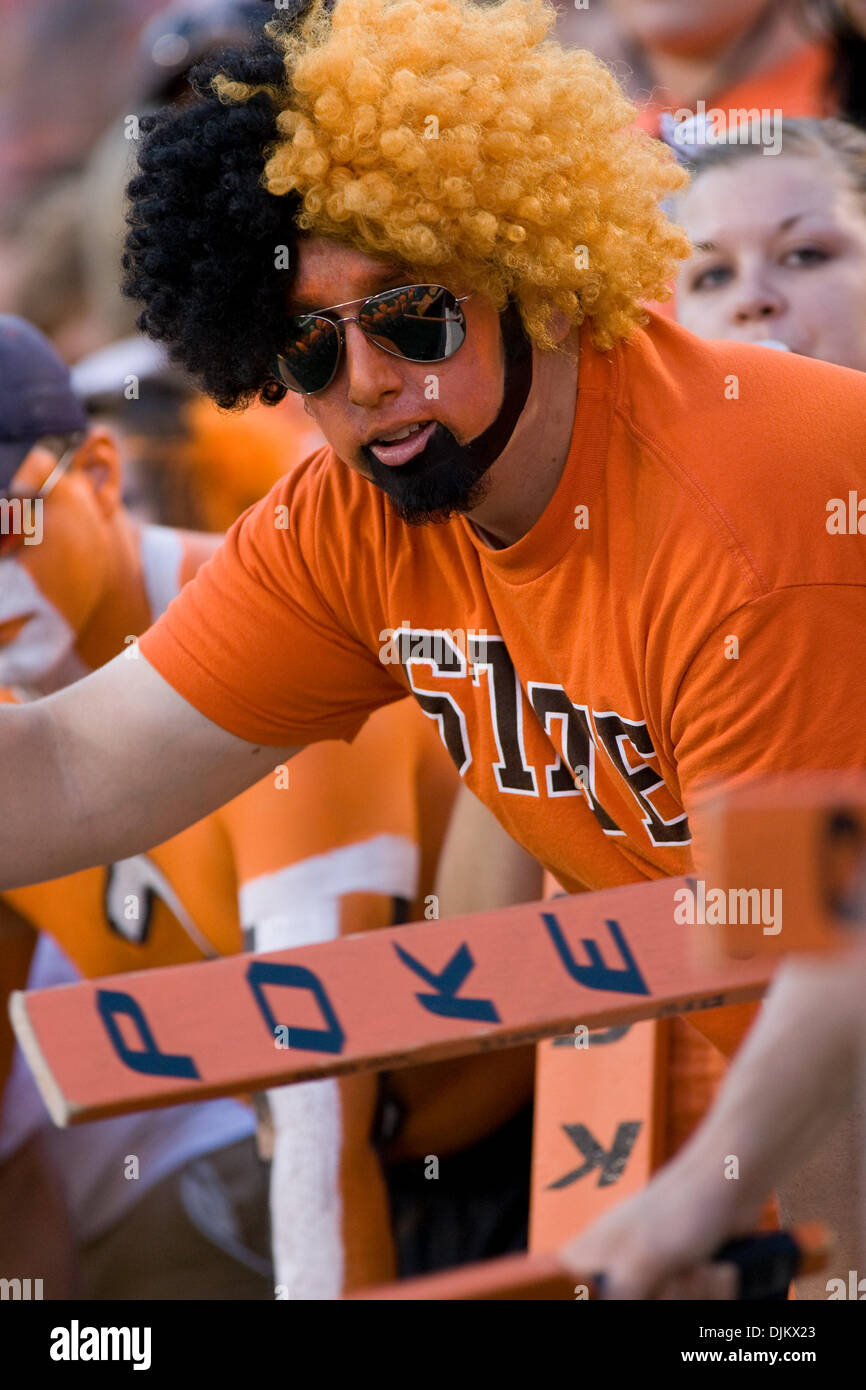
[72,429,123,519]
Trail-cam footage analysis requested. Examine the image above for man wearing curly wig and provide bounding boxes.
[3,0,866,1298]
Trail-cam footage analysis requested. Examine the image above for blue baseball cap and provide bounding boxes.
[0,316,89,489]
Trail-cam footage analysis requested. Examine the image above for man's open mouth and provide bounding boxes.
[367,420,437,466]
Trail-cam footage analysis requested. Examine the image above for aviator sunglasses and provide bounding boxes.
[275,283,473,395]
[0,437,81,558]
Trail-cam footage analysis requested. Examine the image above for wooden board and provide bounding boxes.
[529,1020,667,1251]
[349,1223,831,1301]
[9,876,772,1126]
[348,1250,584,1300]
[692,772,866,957]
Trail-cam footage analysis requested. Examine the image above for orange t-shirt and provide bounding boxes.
[139,310,866,911]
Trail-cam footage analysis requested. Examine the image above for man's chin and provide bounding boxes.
[360,422,494,526]
[381,473,493,527]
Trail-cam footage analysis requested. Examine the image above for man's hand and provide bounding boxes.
[558,1152,759,1299]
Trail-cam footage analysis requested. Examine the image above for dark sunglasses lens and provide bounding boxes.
[359,285,465,361]
[276,316,340,393]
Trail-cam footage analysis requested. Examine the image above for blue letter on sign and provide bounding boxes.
[542,915,649,996]
[96,989,200,1078]
[246,961,345,1054]
[394,942,500,1022]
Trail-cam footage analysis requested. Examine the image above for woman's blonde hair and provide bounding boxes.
[214,0,690,351]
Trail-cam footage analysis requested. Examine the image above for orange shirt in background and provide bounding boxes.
[3,522,461,1294]
[634,40,835,138]
[182,394,326,531]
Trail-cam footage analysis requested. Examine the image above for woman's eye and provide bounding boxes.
[781,244,830,267]
[689,264,732,291]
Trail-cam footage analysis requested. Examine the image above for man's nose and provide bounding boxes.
[342,320,403,407]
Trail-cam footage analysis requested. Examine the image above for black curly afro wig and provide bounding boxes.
[124,0,689,409]
[122,4,324,408]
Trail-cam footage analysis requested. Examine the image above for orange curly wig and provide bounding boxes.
[214,0,690,351]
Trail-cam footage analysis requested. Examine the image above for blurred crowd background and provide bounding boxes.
[2,0,866,500]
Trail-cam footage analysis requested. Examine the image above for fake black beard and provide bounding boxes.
[359,299,533,527]
[361,421,494,525]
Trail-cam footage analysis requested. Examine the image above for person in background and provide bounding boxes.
[570,2,847,322]
[672,116,866,372]
[0,934,272,1301]
[0,314,451,1299]
[81,1,266,349]
[802,0,866,125]
[0,316,272,1299]
[556,0,866,128]
[0,0,164,218]
[0,3,265,360]
[71,334,326,531]
[561,0,836,134]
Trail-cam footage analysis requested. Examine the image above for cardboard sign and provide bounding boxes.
[349,1249,584,1300]
[349,1223,831,1301]
[692,773,866,958]
[10,876,771,1126]
[530,1020,667,1251]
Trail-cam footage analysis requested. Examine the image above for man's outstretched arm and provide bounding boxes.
[1,652,300,890]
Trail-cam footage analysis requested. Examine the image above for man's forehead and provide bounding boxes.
[287,238,411,312]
